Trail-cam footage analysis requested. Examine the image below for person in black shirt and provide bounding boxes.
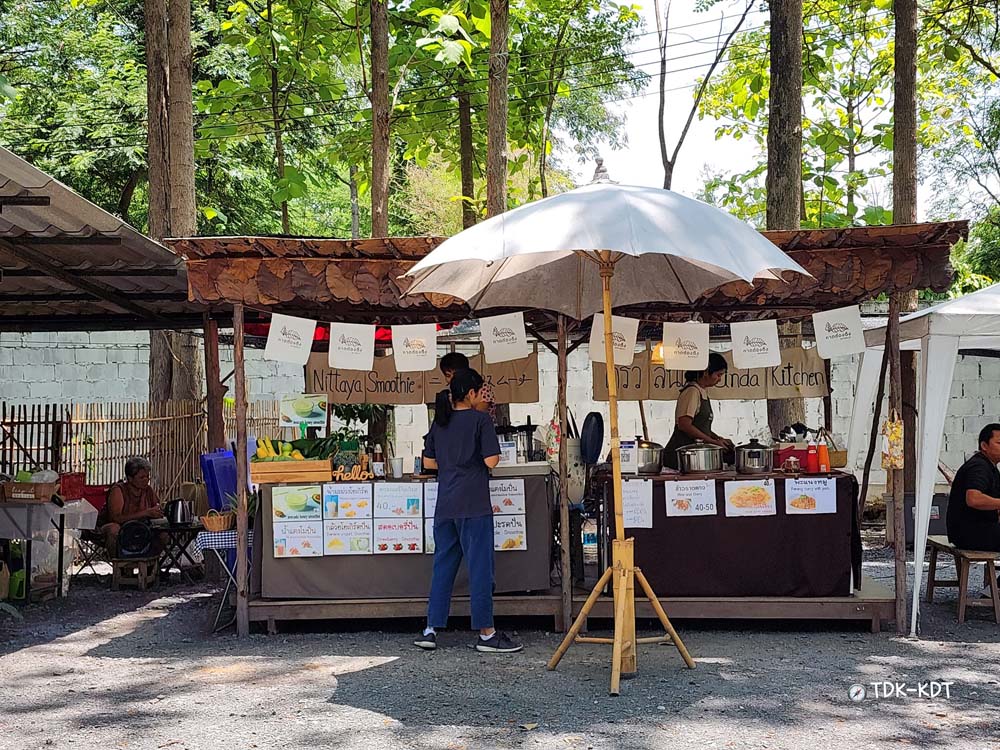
[946,423,1000,551]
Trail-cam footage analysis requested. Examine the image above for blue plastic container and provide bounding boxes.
[200,449,237,512]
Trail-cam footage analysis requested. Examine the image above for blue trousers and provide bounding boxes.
[427,515,495,630]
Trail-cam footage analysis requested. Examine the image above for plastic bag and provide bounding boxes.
[881,411,904,470]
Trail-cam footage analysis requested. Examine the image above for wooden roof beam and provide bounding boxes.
[0,195,51,208]
[11,234,122,246]
[0,267,179,278]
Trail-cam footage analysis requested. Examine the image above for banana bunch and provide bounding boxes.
[253,437,306,462]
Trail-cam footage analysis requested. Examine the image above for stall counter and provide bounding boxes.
[257,473,553,599]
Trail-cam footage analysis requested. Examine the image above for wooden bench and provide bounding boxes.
[926,535,1000,624]
[111,557,159,592]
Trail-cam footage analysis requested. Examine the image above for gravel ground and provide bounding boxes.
[2,530,999,750]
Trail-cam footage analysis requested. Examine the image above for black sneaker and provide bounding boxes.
[414,631,437,650]
[475,631,522,653]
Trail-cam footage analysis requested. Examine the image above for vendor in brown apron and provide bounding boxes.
[663,352,734,470]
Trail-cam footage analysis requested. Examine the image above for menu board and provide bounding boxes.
[724,479,777,517]
[489,478,526,515]
[423,482,438,518]
[323,519,373,555]
[425,518,436,554]
[494,514,527,551]
[272,485,322,522]
[273,520,323,558]
[323,483,372,519]
[374,518,423,553]
[373,482,423,518]
[279,393,327,428]
[622,479,653,528]
[665,479,718,517]
[784,477,837,515]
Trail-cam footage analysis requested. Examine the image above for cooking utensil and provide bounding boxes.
[676,441,724,474]
[165,499,194,526]
[580,412,604,465]
[635,435,663,474]
[735,439,774,475]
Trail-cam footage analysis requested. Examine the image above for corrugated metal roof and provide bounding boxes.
[0,146,205,331]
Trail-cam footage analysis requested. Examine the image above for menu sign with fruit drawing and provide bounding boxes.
[273,521,323,558]
[323,519,373,555]
[323,482,372,519]
[489,478,525,515]
[784,477,837,515]
[272,485,322,522]
[374,519,423,554]
[373,482,423,518]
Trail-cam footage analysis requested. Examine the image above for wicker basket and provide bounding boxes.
[819,429,849,468]
[201,509,235,532]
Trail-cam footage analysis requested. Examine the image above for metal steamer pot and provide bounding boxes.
[635,436,663,474]
[735,439,774,474]
[676,441,724,474]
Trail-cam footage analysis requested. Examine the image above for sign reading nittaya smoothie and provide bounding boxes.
[279,393,326,427]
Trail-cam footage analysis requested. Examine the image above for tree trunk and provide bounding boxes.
[486,0,509,217]
[457,78,477,228]
[370,0,391,236]
[144,0,170,243]
[167,0,196,238]
[894,0,920,552]
[349,164,361,239]
[765,0,805,433]
[118,168,144,223]
[656,0,671,189]
[887,293,907,634]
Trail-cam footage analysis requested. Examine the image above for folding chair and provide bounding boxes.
[74,528,109,578]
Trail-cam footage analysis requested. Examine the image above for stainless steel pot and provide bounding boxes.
[676,441,724,474]
[635,436,663,474]
[735,439,774,474]
[165,499,194,526]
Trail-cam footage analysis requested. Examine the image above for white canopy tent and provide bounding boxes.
[847,283,1000,635]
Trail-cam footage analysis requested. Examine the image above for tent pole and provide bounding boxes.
[233,303,250,637]
[887,294,907,634]
[859,346,889,519]
[557,314,572,633]
[203,313,226,451]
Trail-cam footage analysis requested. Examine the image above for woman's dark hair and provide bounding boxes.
[434,368,484,427]
[684,352,728,383]
[440,351,469,375]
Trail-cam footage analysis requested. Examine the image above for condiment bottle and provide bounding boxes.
[817,437,831,474]
[806,438,820,474]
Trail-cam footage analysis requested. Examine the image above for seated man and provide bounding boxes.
[947,423,1000,552]
[97,456,164,557]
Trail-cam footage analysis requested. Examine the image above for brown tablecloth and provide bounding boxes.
[600,472,861,597]
[258,474,553,599]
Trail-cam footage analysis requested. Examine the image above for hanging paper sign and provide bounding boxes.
[423,482,438,517]
[731,320,781,369]
[272,485,322,522]
[489,478,526,515]
[264,313,316,365]
[392,323,437,372]
[374,518,423,553]
[661,322,710,370]
[812,306,865,358]
[322,482,372,519]
[425,518,436,554]
[592,351,650,401]
[279,393,327,428]
[494,514,527,551]
[273,521,323,558]
[480,312,531,363]
[323,519,373,555]
[373,482,423,518]
[589,314,640,365]
[328,322,376,370]
[665,479,718,517]
[622,479,653,528]
[784,477,838,515]
[724,479,777,517]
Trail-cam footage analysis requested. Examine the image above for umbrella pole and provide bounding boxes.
[547,258,695,695]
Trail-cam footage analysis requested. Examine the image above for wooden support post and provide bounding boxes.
[887,294,907,633]
[233,303,250,637]
[557,314,572,633]
[615,538,637,678]
[859,346,889,519]
[203,314,226,451]
[548,566,613,670]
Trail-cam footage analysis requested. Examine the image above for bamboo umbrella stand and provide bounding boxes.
[547,254,696,695]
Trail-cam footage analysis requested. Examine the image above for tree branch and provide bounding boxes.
[931,15,1000,79]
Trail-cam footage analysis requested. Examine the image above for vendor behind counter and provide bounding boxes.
[662,352,734,470]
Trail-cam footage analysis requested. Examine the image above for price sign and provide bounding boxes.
[665,479,718,517]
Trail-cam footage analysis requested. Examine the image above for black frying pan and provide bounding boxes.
[580,412,604,465]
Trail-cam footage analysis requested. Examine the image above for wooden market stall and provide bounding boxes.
[171,221,964,636]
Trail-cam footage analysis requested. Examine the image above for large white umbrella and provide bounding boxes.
[404,182,809,694]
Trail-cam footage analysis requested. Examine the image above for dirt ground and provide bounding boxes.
[2,534,999,750]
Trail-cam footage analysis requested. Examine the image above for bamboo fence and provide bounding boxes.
[0,402,70,474]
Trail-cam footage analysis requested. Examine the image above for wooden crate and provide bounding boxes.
[250,460,332,484]
[1,481,60,503]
